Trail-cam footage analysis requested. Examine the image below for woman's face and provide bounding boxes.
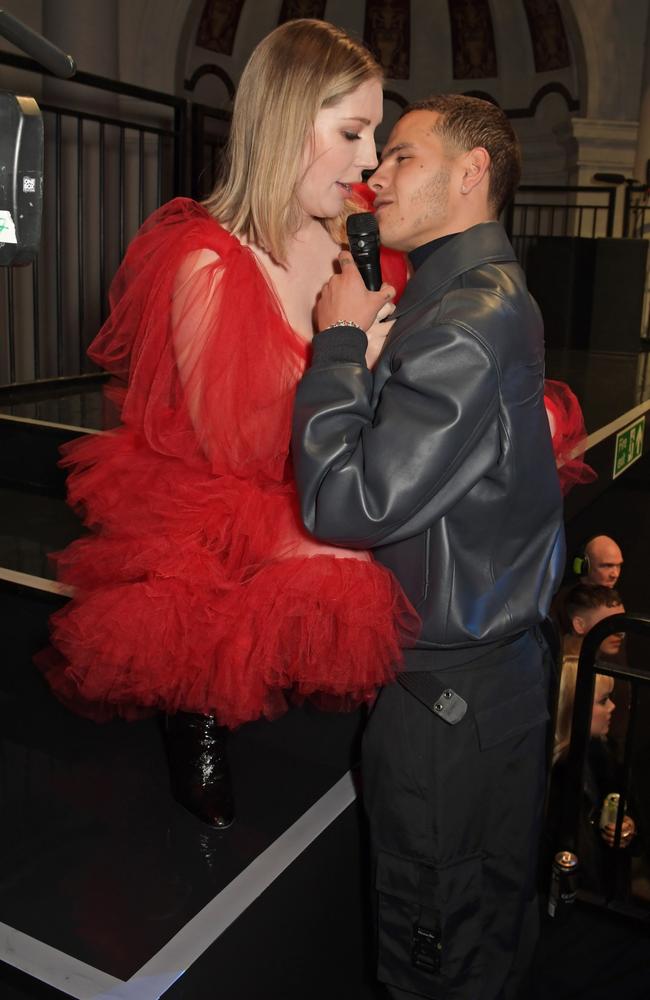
[591,676,615,738]
[297,77,383,220]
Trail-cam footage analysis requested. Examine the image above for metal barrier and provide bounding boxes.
[0,52,187,387]
[505,184,617,271]
[190,102,230,201]
[0,48,646,387]
[555,613,650,920]
[624,183,650,340]
[624,183,650,240]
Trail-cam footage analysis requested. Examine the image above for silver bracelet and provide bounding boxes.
[327,320,365,331]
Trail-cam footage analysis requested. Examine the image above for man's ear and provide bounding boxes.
[459,146,490,195]
[572,614,587,636]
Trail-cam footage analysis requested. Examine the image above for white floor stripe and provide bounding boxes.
[115,770,357,1000]
[0,566,74,597]
[563,397,650,461]
[0,922,123,999]
[0,772,357,1000]
[0,412,99,434]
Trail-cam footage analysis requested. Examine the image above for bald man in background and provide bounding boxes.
[552,534,624,637]
[579,535,623,589]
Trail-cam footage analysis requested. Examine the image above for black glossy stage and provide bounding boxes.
[1,344,650,999]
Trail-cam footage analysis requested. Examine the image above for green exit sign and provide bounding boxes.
[613,415,645,478]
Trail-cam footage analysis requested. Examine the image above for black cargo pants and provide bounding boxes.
[362,628,550,1000]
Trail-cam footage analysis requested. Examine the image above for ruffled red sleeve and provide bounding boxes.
[89,198,307,484]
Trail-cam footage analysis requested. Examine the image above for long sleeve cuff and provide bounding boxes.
[310,326,368,368]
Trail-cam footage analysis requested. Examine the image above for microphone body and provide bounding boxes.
[346,212,382,291]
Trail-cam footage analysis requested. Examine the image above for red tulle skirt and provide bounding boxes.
[37,427,419,728]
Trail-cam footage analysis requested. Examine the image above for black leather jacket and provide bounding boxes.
[292,222,565,654]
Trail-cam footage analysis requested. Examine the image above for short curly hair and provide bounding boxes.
[565,584,623,627]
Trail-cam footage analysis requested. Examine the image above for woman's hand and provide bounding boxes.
[365,316,395,369]
[601,814,636,848]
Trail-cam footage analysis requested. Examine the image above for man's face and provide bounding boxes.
[573,602,625,659]
[369,110,465,252]
[584,537,623,588]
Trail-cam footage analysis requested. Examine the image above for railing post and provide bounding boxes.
[605,186,616,237]
[623,181,632,237]
[173,101,188,197]
[191,103,204,202]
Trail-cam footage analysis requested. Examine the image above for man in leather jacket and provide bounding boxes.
[292,95,565,1000]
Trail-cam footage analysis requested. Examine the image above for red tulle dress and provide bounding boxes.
[37,198,419,728]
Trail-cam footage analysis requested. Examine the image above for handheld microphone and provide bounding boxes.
[346,212,382,291]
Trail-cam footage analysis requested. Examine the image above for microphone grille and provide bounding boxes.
[346,212,378,237]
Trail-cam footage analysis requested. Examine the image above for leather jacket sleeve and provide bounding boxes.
[292,320,500,549]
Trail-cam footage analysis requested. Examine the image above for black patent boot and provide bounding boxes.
[164,713,234,829]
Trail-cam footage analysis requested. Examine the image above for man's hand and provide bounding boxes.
[317,251,395,333]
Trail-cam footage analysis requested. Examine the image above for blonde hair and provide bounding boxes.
[204,19,382,262]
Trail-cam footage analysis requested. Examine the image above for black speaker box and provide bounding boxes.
[590,238,648,350]
[526,236,648,352]
[0,91,43,266]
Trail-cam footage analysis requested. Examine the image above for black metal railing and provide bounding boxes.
[555,613,650,921]
[1,46,648,391]
[190,102,230,201]
[623,184,650,340]
[0,52,187,387]
[623,183,650,240]
[505,185,618,272]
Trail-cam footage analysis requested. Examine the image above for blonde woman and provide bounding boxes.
[38,20,419,826]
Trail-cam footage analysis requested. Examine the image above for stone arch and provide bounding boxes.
[184,63,236,102]
[558,0,589,119]
[117,0,194,94]
[561,0,646,122]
